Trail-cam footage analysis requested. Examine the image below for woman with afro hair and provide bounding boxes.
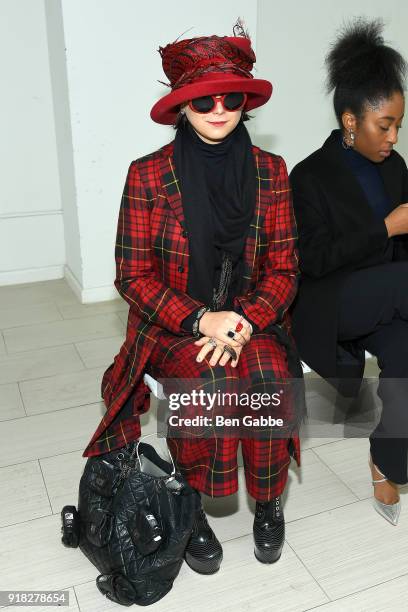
[290,17,408,525]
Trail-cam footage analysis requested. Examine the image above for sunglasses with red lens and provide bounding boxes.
[188,92,247,114]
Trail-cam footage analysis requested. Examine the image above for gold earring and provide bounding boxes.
[342,129,355,149]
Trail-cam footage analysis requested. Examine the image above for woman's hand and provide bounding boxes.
[198,311,252,348]
[194,335,244,367]
[384,204,408,237]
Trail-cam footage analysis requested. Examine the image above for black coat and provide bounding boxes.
[290,130,408,395]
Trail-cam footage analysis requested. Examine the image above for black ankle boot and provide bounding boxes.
[184,492,223,574]
[253,496,285,564]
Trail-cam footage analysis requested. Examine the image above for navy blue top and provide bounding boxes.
[341,138,391,220]
[340,132,393,262]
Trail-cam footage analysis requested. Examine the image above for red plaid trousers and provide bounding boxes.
[148,331,301,501]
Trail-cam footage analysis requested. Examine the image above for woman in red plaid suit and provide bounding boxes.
[83,23,303,570]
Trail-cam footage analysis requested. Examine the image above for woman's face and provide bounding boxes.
[343,91,405,163]
[182,95,243,144]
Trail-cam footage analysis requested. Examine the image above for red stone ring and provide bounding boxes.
[235,317,244,332]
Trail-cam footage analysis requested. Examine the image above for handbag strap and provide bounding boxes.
[135,433,176,477]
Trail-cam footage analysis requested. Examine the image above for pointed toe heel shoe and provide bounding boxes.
[369,454,401,526]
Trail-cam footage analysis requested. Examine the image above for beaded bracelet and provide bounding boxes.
[192,306,210,337]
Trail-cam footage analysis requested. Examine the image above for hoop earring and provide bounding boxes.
[342,129,355,149]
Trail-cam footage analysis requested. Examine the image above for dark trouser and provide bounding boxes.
[338,261,408,484]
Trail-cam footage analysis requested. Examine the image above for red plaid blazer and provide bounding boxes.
[83,142,299,457]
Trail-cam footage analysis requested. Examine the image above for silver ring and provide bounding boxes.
[207,337,217,349]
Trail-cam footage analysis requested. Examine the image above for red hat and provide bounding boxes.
[150,33,272,125]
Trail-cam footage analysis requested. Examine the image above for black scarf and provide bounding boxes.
[173,120,256,309]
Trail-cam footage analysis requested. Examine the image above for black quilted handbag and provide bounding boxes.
[61,438,200,606]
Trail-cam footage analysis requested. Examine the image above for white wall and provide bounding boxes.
[44,0,82,291]
[0,0,65,285]
[58,0,258,302]
[255,0,408,171]
[1,1,408,296]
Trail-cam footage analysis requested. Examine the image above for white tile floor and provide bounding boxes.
[0,279,407,612]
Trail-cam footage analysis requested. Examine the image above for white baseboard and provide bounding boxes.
[64,265,118,304]
[63,265,82,301]
[81,284,119,303]
[0,265,64,286]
